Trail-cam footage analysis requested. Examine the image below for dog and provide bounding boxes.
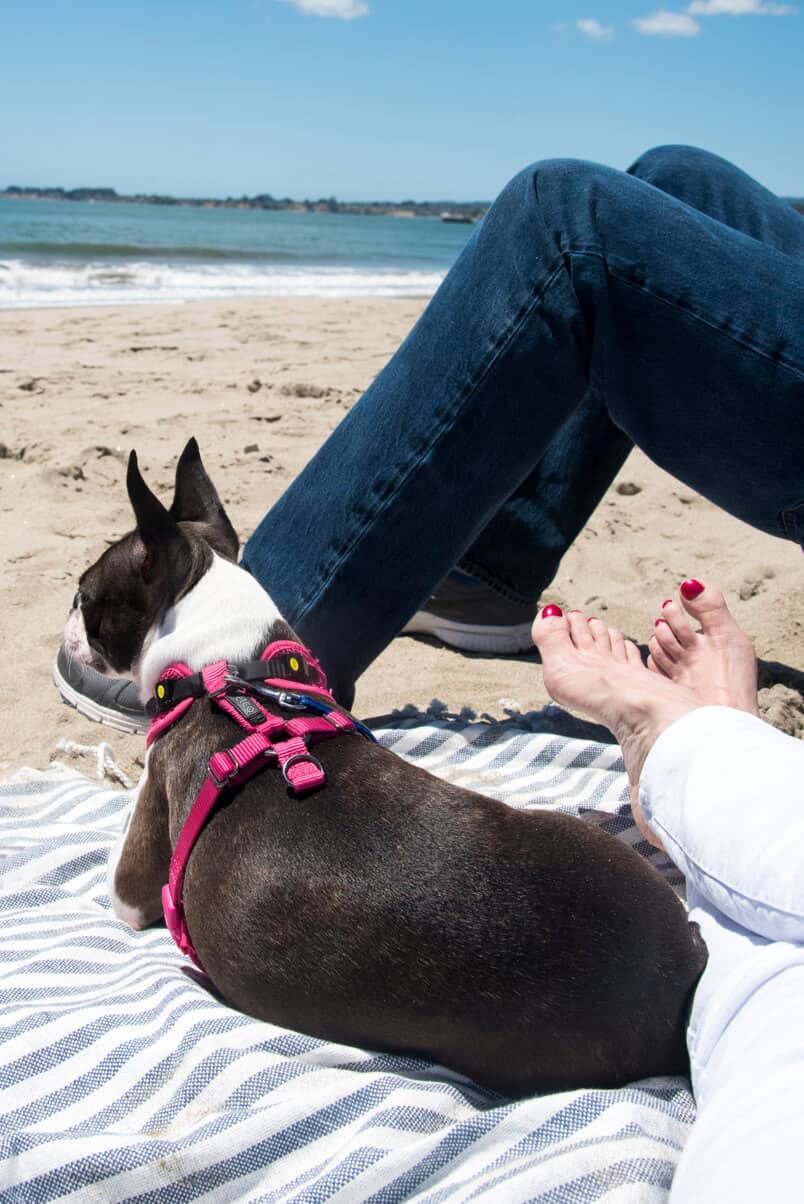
[63,438,706,1098]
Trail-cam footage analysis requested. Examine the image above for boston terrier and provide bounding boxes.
[63,438,706,1098]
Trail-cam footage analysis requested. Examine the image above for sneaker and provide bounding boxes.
[53,645,149,735]
[401,572,537,654]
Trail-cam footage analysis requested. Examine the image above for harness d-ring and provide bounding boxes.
[281,752,324,787]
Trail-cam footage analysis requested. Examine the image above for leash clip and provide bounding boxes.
[224,676,304,711]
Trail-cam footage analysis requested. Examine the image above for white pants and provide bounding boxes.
[638,707,804,1202]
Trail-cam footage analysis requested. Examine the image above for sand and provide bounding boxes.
[1,296,802,783]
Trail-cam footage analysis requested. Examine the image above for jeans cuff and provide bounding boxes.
[781,499,804,548]
[457,556,541,605]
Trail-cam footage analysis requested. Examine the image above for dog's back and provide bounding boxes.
[164,711,705,1097]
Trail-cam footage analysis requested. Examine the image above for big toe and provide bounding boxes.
[531,606,572,659]
[678,579,741,635]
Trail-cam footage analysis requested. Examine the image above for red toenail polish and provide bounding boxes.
[541,604,563,618]
[680,578,705,600]
[655,618,667,626]
[661,599,673,608]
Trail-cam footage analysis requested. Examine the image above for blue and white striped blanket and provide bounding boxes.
[0,716,694,1202]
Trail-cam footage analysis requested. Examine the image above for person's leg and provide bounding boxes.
[631,143,804,254]
[531,584,804,1203]
[456,387,633,602]
[243,153,804,703]
[460,144,804,600]
[629,708,804,1204]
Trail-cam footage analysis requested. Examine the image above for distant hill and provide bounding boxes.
[4,183,801,221]
[0,185,488,221]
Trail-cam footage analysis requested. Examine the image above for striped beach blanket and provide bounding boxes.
[0,713,694,1202]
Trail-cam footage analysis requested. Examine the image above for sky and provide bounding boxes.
[2,0,802,201]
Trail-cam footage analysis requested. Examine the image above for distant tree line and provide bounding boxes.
[4,183,800,220]
[0,184,488,221]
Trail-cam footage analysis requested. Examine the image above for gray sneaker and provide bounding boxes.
[401,573,537,654]
[53,645,148,735]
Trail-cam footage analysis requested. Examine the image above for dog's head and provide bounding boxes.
[65,438,238,678]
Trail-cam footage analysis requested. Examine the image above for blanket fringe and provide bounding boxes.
[53,739,135,790]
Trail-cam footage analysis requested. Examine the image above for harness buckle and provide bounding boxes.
[208,747,241,787]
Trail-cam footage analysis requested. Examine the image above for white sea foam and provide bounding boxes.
[0,257,446,308]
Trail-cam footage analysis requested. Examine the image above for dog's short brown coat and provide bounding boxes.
[74,440,706,1098]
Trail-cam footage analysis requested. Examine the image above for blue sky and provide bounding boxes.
[2,1,801,200]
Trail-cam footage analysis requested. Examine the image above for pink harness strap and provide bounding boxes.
[151,639,363,970]
[146,662,195,747]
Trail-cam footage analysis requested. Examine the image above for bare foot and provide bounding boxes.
[531,606,702,849]
[648,579,758,715]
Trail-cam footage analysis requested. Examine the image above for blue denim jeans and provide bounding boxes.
[243,146,804,703]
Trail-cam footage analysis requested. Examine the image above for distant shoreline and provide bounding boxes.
[3,184,803,218]
[0,186,489,222]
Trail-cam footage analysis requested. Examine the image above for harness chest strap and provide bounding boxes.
[149,639,372,970]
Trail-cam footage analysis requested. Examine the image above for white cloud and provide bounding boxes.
[689,0,796,13]
[281,0,369,18]
[633,9,702,34]
[576,18,615,39]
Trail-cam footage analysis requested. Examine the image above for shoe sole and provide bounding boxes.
[401,612,535,655]
[52,657,149,736]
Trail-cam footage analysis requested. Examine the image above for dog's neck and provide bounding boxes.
[138,554,285,702]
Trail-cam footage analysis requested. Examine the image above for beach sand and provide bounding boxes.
[1,296,802,783]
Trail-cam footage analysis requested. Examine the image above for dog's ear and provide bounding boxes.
[127,451,194,590]
[169,437,239,561]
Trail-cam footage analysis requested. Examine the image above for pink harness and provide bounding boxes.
[147,639,373,970]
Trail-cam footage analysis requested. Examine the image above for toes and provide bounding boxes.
[625,640,645,669]
[567,610,595,650]
[608,627,627,662]
[587,616,611,651]
[531,606,572,654]
[648,633,675,677]
[651,617,682,661]
[659,599,697,648]
[678,579,739,635]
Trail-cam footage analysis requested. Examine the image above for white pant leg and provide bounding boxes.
[638,707,804,1204]
[640,707,804,942]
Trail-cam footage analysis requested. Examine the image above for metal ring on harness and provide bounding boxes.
[208,747,241,787]
[281,752,324,787]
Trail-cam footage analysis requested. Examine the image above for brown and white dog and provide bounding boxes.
[63,438,706,1098]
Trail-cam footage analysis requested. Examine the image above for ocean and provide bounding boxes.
[0,196,476,309]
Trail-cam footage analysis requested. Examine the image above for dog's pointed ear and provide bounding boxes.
[127,450,193,588]
[169,437,239,561]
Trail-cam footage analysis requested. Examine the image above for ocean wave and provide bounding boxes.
[0,240,315,263]
[0,258,445,307]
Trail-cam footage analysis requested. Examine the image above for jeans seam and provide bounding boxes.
[567,248,804,382]
[294,258,568,621]
[781,498,804,542]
